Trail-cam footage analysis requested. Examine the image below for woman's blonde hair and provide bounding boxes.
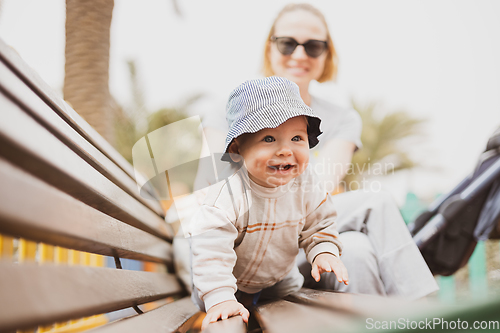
[262,3,338,83]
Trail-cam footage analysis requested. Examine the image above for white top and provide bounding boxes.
[191,166,342,311]
[308,95,363,150]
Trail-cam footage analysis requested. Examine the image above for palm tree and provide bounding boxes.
[63,0,116,143]
[344,100,426,190]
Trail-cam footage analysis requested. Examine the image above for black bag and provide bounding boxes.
[409,127,500,276]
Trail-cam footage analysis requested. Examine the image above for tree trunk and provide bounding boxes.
[64,0,116,144]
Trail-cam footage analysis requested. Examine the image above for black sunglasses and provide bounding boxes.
[271,36,328,58]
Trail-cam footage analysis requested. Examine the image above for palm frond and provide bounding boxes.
[345,99,427,189]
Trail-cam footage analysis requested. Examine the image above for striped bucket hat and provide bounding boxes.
[222,77,322,161]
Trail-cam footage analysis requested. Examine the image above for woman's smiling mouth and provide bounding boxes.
[287,66,309,75]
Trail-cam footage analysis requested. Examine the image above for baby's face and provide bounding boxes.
[231,116,309,188]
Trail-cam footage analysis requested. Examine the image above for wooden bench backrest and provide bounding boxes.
[0,38,191,332]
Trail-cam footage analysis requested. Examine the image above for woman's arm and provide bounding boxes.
[316,138,356,190]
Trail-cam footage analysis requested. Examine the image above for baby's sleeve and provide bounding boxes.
[191,205,239,311]
[299,193,343,264]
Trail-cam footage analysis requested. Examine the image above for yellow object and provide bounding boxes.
[0,234,14,259]
[18,239,37,263]
[53,321,70,330]
[55,247,69,264]
[42,316,108,333]
[89,253,104,267]
[39,244,55,264]
[68,250,80,265]
[80,252,91,266]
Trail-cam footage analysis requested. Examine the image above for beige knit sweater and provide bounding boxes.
[191,166,342,311]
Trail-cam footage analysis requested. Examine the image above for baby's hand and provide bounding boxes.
[202,300,249,331]
[311,252,349,285]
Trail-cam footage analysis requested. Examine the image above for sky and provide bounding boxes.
[1,0,499,204]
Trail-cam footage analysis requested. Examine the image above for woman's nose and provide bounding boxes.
[290,45,308,60]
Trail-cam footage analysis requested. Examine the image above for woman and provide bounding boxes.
[175,3,438,300]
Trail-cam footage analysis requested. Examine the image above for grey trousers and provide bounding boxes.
[297,190,438,300]
[173,190,438,301]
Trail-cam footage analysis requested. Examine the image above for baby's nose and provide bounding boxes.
[276,144,292,156]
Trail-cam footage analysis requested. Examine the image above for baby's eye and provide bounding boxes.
[291,135,303,142]
[263,136,275,142]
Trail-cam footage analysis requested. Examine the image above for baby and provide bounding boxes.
[190,77,348,330]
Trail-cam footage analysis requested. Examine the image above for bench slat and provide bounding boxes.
[0,40,155,201]
[0,92,172,240]
[255,299,359,333]
[0,157,172,264]
[0,262,184,332]
[88,297,199,333]
[286,288,419,318]
[0,61,165,217]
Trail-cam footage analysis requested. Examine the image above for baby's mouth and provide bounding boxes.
[268,164,294,171]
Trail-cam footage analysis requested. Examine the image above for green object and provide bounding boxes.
[438,275,456,304]
[400,192,426,225]
[468,241,488,300]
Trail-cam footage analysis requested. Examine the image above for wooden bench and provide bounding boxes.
[0,37,206,332]
[0,37,448,333]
